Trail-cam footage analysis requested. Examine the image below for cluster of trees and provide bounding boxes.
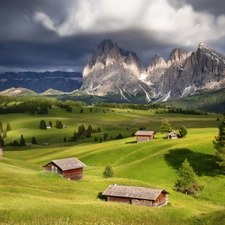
[160,119,188,138]
[0,96,51,114]
[7,134,37,146]
[0,121,12,145]
[70,124,101,142]
[167,107,207,115]
[95,102,166,110]
[0,96,88,115]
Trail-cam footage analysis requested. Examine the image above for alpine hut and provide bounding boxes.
[135,130,155,143]
[103,184,169,207]
[43,157,86,180]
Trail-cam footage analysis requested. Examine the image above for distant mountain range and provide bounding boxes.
[0,39,225,110]
[0,71,82,93]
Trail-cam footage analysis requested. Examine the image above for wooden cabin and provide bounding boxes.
[43,157,86,180]
[103,184,169,207]
[135,131,155,143]
[167,131,178,139]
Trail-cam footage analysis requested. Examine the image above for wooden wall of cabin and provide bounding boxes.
[107,196,131,204]
[44,163,62,175]
[63,168,83,180]
[153,192,167,206]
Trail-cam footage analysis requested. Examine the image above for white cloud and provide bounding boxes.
[33,0,225,48]
[34,12,58,32]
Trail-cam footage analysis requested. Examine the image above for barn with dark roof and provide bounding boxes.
[43,157,86,180]
[103,184,169,207]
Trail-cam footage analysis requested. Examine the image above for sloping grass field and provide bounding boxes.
[0,106,225,225]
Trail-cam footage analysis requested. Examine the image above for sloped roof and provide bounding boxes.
[135,131,154,136]
[102,184,169,200]
[44,157,86,171]
[167,131,178,136]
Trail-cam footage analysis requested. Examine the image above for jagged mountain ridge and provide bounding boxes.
[81,40,151,102]
[0,71,82,93]
[82,40,225,102]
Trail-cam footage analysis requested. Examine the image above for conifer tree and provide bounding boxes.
[213,116,225,173]
[39,120,47,129]
[6,122,11,132]
[160,119,172,133]
[0,137,5,147]
[103,163,114,178]
[2,130,7,139]
[179,125,188,138]
[31,137,37,144]
[175,158,203,195]
[20,134,26,146]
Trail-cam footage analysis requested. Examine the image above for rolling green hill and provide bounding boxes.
[0,106,225,225]
[164,88,225,114]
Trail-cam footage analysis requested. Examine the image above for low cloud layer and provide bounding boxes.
[0,0,225,72]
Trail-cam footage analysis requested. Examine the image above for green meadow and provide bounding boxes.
[0,106,225,225]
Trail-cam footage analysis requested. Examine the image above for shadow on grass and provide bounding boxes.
[97,192,106,201]
[125,141,137,144]
[164,148,220,176]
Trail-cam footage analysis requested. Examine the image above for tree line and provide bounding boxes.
[0,96,87,115]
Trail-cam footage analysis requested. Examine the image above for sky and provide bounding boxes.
[0,0,225,73]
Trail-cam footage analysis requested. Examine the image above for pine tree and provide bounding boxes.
[0,138,5,147]
[175,158,203,195]
[2,130,7,139]
[20,134,26,146]
[160,119,172,133]
[213,117,225,173]
[56,120,63,129]
[179,125,188,138]
[6,122,11,132]
[103,163,114,178]
[103,133,108,140]
[87,124,93,133]
[31,137,37,144]
[39,120,47,129]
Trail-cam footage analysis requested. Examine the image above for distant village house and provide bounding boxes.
[167,131,179,139]
[135,130,155,143]
[103,184,169,207]
[43,157,86,180]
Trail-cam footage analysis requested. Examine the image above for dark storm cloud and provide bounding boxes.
[0,0,225,73]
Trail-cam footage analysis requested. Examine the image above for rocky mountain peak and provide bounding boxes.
[148,54,167,68]
[167,48,188,66]
[146,54,167,82]
[105,43,123,66]
[97,39,114,56]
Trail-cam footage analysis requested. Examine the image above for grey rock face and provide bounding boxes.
[82,40,225,102]
[148,43,225,101]
[81,39,152,101]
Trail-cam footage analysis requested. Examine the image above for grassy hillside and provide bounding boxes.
[0,106,225,225]
[165,88,225,114]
